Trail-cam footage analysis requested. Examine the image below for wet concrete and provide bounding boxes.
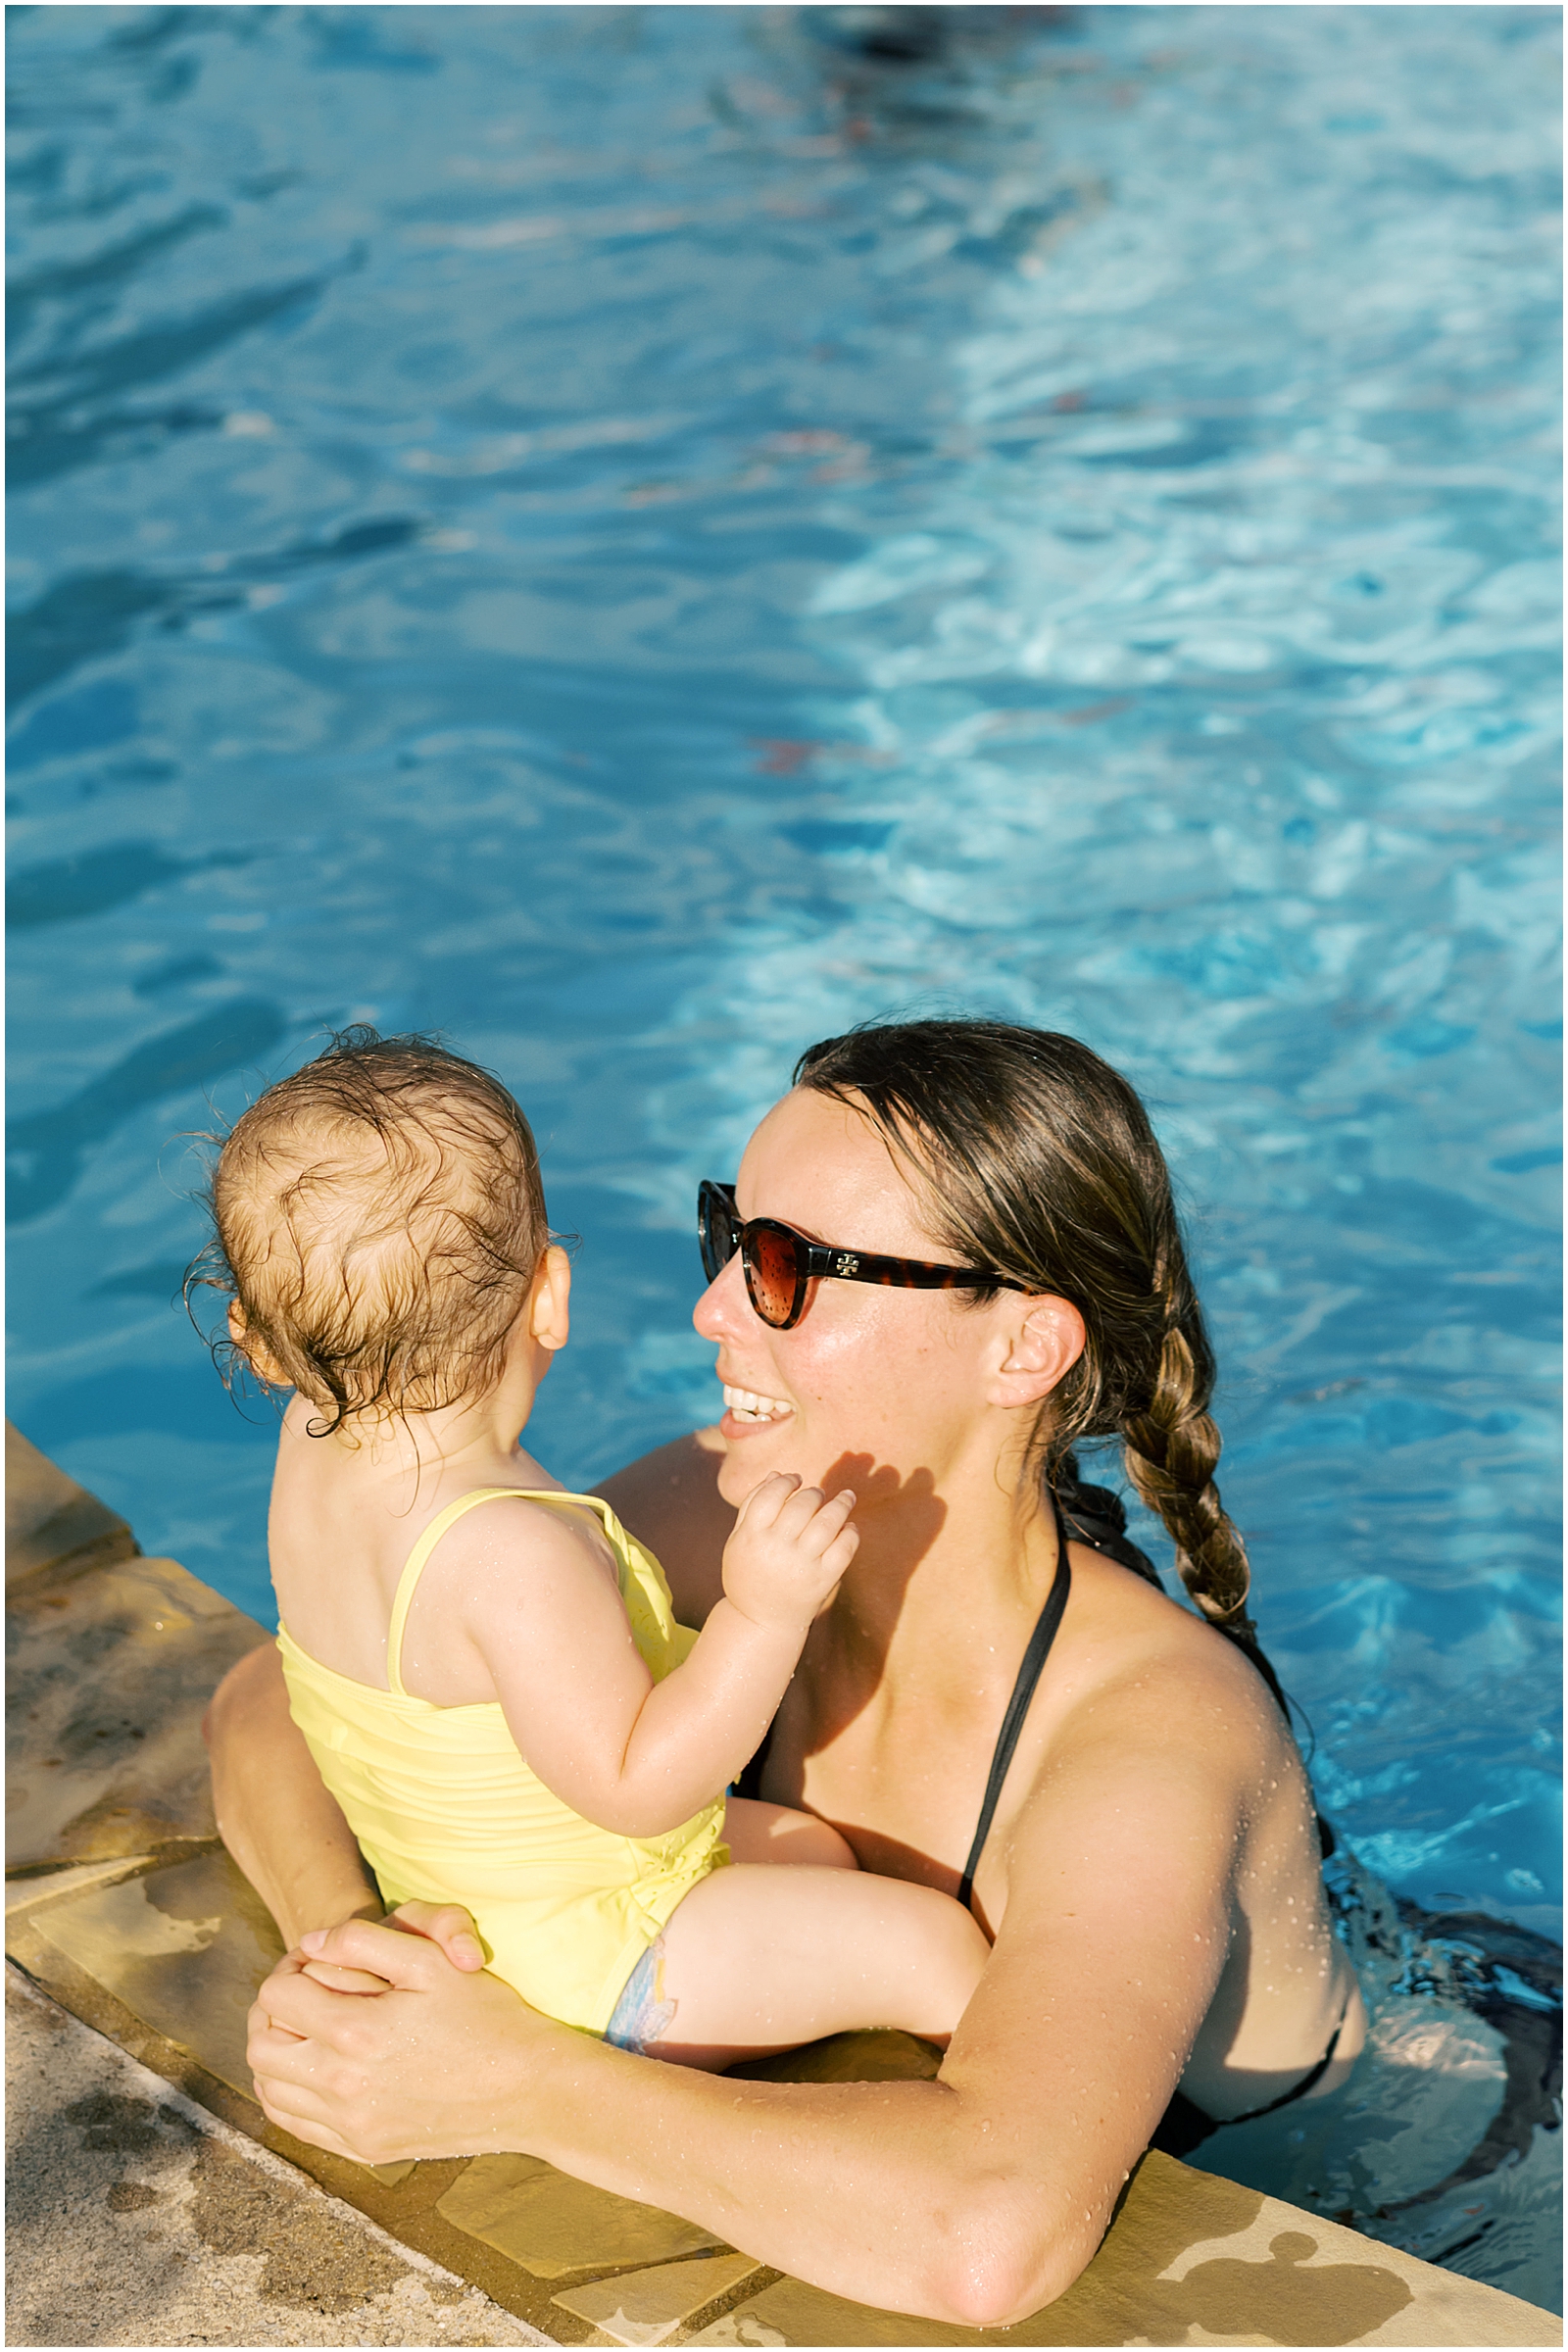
[5,1966,552,2349]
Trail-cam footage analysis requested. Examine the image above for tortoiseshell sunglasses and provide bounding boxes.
[698,1180,1026,1332]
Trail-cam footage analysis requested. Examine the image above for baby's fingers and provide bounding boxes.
[820,1516,860,1580]
[736,1470,802,1530]
[771,1479,831,1541]
[797,1486,858,1551]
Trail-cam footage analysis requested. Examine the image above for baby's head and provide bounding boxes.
[198,1028,551,1435]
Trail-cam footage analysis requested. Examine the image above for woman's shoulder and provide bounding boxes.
[989,1549,1306,1940]
[1053,1539,1295,1774]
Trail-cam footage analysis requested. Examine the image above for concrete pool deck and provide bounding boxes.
[6,1420,1560,2349]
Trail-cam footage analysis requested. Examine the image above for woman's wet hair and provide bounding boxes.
[190,1027,549,1437]
[796,1018,1287,1705]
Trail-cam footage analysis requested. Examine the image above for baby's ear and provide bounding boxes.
[226,1300,287,1387]
[530,1244,572,1352]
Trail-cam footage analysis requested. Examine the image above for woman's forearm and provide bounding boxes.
[507,2024,1072,2326]
[204,1643,380,1946]
[254,1913,1164,2334]
[252,1926,1077,2329]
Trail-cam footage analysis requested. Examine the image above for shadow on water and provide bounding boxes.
[8,269,332,489]
[6,516,421,710]
[6,999,286,1225]
[7,841,251,930]
[1194,1850,1566,2290]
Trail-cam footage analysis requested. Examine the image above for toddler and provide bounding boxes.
[206,1029,988,2068]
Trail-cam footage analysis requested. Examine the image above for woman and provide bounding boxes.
[214,1019,1365,2328]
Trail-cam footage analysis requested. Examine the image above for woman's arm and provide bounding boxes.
[248,1704,1246,2327]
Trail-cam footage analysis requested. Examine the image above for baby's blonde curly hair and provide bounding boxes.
[190,1028,549,1436]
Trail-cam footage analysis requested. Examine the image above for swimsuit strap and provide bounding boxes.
[386,1487,610,1696]
[1218,2003,1349,2125]
[957,1489,1073,1913]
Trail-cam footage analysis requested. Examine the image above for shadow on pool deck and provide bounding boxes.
[5,1421,1560,2348]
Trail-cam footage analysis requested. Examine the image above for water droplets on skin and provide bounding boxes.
[4,3,1558,2300]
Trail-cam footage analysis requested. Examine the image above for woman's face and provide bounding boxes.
[693,1087,1026,1510]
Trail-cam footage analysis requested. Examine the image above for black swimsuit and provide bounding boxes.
[738,1473,1346,2153]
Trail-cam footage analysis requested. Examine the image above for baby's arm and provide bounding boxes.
[455,1475,856,1838]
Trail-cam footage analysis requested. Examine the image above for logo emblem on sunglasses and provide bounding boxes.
[835,1253,859,1275]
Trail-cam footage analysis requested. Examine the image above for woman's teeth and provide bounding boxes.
[722,1385,791,1425]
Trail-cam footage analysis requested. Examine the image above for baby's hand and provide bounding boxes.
[721,1472,858,1633]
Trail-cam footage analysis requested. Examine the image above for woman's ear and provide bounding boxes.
[529,1244,572,1353]
[987,1295,1086,1409]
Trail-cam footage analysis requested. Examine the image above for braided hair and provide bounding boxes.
[795,1019,1289,1716]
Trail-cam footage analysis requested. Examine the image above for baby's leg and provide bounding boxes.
[721,1794,859,1870]
[638,1863,989,2072]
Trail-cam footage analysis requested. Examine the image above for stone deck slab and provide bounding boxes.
[552,2252,767,2345]
[6,1964,548,2349]
[7,1422,136,1593]
[6,1422,1560,2348]
[8,1544,270,1872]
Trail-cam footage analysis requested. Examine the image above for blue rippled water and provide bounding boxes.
[7,4,1560,2301]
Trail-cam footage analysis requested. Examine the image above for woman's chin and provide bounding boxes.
[715,1408,799,1493]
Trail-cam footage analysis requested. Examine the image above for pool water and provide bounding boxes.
[7,3,1559,2304]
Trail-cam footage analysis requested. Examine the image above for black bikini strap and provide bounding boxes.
[1219,2004,1348,2126]
[957,1491,1073,1914]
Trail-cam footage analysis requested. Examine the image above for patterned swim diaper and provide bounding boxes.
[603,1936,677,2055]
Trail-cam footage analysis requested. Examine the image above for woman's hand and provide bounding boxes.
[297,1899,487,1994]
[249,1915,556,2164]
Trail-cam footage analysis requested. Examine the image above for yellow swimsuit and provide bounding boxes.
[277,1488,729,2037]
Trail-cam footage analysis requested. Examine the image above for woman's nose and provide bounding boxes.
[693,1250,751,1341]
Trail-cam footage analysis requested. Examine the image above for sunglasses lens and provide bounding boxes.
[699,1188,735,1282]
[747,1223,803,1329]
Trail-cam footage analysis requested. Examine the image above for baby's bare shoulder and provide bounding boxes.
[428,1491,617,1584]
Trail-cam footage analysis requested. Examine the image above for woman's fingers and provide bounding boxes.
[249,1975,370,2069]
[257,2101,360,2162]
[246,1986,406,2159]
[250,2062,365,2159]
[294,1915,452,1987]
[383,1900,486,1971]
[248,1937,554,2166]
[301,1959,397,1994]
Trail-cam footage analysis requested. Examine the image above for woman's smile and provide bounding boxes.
[720,1381,793,1432]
